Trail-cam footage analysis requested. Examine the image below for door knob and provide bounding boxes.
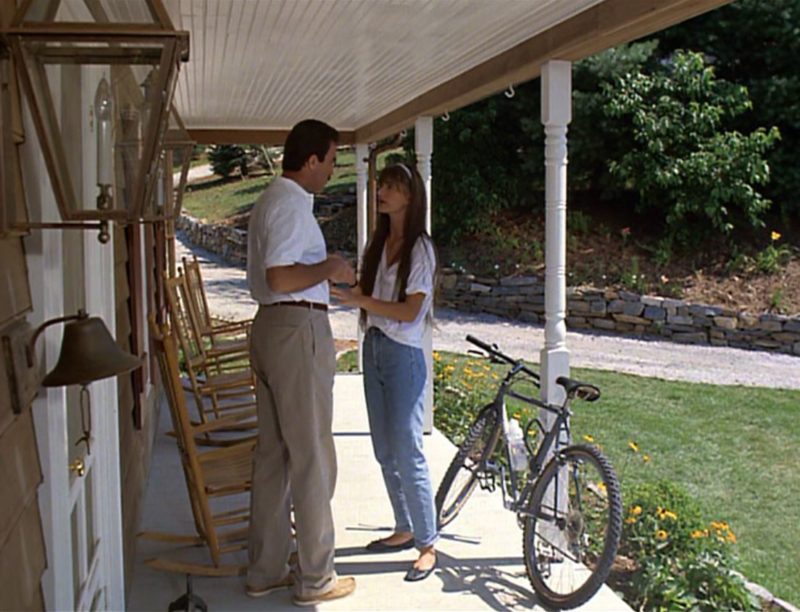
[69,458,86,477]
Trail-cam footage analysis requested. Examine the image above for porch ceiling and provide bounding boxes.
[157,0,731,144]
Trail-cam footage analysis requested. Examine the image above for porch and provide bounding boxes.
[129,374,630,611]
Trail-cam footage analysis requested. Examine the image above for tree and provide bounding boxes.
[655,0,800,219]
[208,144,249,179]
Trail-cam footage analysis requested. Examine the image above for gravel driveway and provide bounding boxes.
[177,236,800,390]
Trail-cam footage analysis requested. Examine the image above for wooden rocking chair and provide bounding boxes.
[141,319,255,577]
[164,273,256,425]
[182,255,251,356]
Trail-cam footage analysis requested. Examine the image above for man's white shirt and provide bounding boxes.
[247,176,329,305]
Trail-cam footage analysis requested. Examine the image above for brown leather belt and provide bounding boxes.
[267,301,328,312]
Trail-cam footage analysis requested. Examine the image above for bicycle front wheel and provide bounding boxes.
[522,444,622,610]
[435,404,500,529]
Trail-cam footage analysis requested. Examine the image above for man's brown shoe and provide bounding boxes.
[292,576,356,607]
[246,574,294,598]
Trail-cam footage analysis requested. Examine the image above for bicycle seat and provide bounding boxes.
[556,377,601,402]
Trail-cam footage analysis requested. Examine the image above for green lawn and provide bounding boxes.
[182,175,272,222]
[425,351,800,604]
[572,368,800,604]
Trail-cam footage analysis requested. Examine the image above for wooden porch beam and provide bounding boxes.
[354,0,733,143]
[188,129,355,146]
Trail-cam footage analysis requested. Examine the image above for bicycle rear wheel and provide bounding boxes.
[435,404,500,529]
[522,444,622,610]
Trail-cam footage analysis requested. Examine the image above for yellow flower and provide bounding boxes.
[583,434,595,443]
[625,517,637,524]
[656,507,677,521]
[628,441,640,453]
[655,530,668,541]
[642,454,651,463]
[433,351,441,361]
[771,230,781,241]
[630,505,643,516]
[691,530,706,539]
[596,482,607,493]
[727,531,737,544]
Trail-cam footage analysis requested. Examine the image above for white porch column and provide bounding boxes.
[415,116,434,434]
[415,116,433,232]
[355,143,369,371]
[539,61,572,408]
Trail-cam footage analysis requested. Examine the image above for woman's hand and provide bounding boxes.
[330,284,364,308]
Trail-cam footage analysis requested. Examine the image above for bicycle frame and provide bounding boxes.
[482,362,574,516]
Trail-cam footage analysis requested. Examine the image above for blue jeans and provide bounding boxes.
[363,327,439,549]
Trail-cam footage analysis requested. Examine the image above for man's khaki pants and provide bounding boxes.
[247,304,337,597]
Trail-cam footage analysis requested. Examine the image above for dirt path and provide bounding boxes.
[177,236,800,390]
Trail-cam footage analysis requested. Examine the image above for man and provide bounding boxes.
[245,119,356,605]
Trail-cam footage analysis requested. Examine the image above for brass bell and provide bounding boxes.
[40,311,140,387]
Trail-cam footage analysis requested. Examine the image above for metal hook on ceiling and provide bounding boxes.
[505,84,515,99]
[441,111,450,122]
[399,129,408,139]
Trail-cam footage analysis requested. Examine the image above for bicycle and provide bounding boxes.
[435,335,622,610]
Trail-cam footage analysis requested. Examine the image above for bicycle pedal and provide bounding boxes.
[477,472,496,492]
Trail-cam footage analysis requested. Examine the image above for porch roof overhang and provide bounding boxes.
[156,0,732,145]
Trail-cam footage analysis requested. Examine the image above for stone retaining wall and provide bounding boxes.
[440,271,800,356]
[176,213,247,265]
[176,213,800,356]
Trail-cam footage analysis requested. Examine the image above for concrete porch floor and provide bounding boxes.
[129,374,630,611]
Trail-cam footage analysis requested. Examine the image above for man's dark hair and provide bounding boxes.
[282,119,339,171]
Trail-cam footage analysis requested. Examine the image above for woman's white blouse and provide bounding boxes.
[367,236,435,348]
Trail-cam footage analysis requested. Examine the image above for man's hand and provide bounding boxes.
[266,254,355,294]
[326,254,356,286]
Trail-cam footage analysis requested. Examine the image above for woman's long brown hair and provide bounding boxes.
[359,163,434,325]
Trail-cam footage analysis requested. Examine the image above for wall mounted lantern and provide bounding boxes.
[1,0,189,242]
[152,105,195,222]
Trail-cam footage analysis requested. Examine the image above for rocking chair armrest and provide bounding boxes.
[206,345,250,360]
[209,320,251,335]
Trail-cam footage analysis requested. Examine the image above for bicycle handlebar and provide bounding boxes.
[465,335,540,381]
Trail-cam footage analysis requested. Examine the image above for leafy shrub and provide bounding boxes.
[622,481,758,611]
[605,50,780,246]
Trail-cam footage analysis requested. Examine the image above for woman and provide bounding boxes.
[331,163,438,582]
